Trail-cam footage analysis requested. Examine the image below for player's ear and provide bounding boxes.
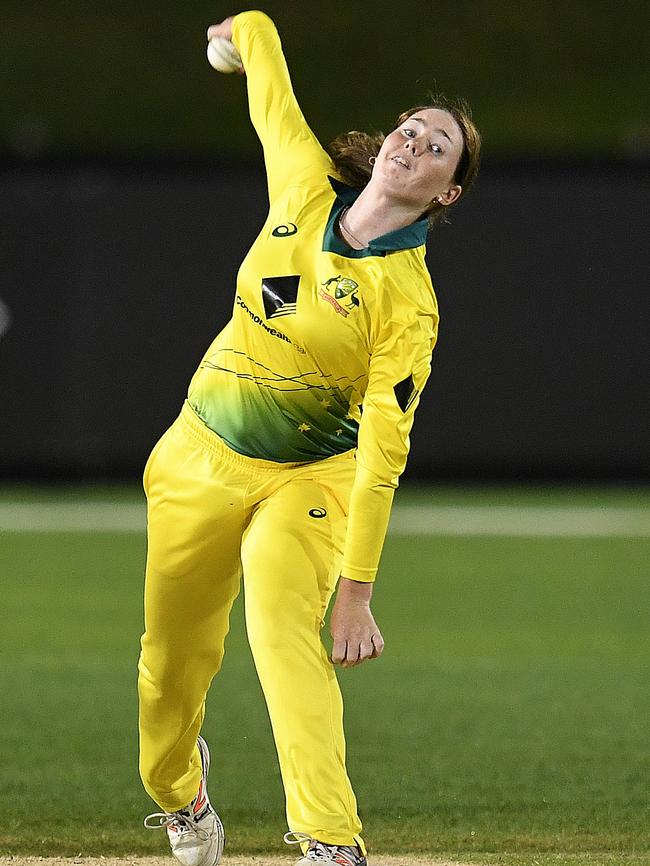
[436,184,462,207]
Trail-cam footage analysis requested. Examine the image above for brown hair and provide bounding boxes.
[327,95,481,229]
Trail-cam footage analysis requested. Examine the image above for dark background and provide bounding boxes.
[1,1,648,480]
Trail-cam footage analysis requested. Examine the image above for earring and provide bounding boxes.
[369,156,376,165]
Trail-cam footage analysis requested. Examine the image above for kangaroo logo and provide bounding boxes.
[318,276,360,318]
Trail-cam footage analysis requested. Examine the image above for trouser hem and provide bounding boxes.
[288,829,366,856]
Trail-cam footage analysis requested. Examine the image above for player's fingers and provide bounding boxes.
[358,639,375,663]
[331,639,347,665]
[370,631,385,658]
[207,19,234,41]
[342,640,361,668]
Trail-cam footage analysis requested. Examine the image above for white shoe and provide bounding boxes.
[285,831,367,865]
[145,736,225,866]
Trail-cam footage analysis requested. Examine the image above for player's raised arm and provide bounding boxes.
[207,11,332,202]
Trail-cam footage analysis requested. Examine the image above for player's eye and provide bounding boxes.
[430,142,443,154]
[403,128,416,137]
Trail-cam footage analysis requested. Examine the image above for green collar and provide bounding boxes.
[322,176,429,258]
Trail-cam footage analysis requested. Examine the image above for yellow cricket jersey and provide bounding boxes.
[188,10,439,581]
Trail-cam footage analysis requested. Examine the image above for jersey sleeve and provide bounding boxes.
[341,300,438,582]
[231,11,333,202]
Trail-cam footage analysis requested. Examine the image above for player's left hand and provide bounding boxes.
[330,577,385,667]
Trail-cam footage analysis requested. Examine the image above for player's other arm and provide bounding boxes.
[207,11,332,201]
[330,308,436,667]
[343,311,437,584]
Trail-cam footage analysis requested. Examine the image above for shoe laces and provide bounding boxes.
[144,810,211,841]
[284,831,312,848]
[284,832,363,865]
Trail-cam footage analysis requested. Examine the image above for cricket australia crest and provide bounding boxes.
[319,275,360,318]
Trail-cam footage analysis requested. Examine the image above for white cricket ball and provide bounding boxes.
[206,37,242,74]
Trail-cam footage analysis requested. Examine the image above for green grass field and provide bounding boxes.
[1,484,649,866]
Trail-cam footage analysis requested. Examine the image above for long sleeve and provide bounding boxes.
[231,11,332,203]
[341,291,438,582]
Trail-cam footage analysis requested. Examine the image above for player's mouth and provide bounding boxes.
[391,155,410,169]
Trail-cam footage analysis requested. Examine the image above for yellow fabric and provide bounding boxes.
[187,10,439,582]
[139,402,365,850]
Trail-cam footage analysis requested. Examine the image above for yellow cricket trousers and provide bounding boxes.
[138,401,365,850]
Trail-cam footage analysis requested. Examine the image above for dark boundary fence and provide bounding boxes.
[1,157,647,480]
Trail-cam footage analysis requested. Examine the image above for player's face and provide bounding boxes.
[374,108,464,210]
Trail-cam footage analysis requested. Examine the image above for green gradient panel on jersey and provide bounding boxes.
[192,343,362,461]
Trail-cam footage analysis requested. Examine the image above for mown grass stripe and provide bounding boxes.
[390,505,650,537]
[1,502,649,536]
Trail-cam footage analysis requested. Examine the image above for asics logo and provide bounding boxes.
[272,223,298,237]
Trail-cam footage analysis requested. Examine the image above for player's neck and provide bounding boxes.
[340,184,424,250]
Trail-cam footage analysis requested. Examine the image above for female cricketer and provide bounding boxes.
[139,10,480,866]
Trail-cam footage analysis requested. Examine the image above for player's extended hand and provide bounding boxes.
[330,577,385,668]
[207,17,236,43]
[206,16,246,75]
